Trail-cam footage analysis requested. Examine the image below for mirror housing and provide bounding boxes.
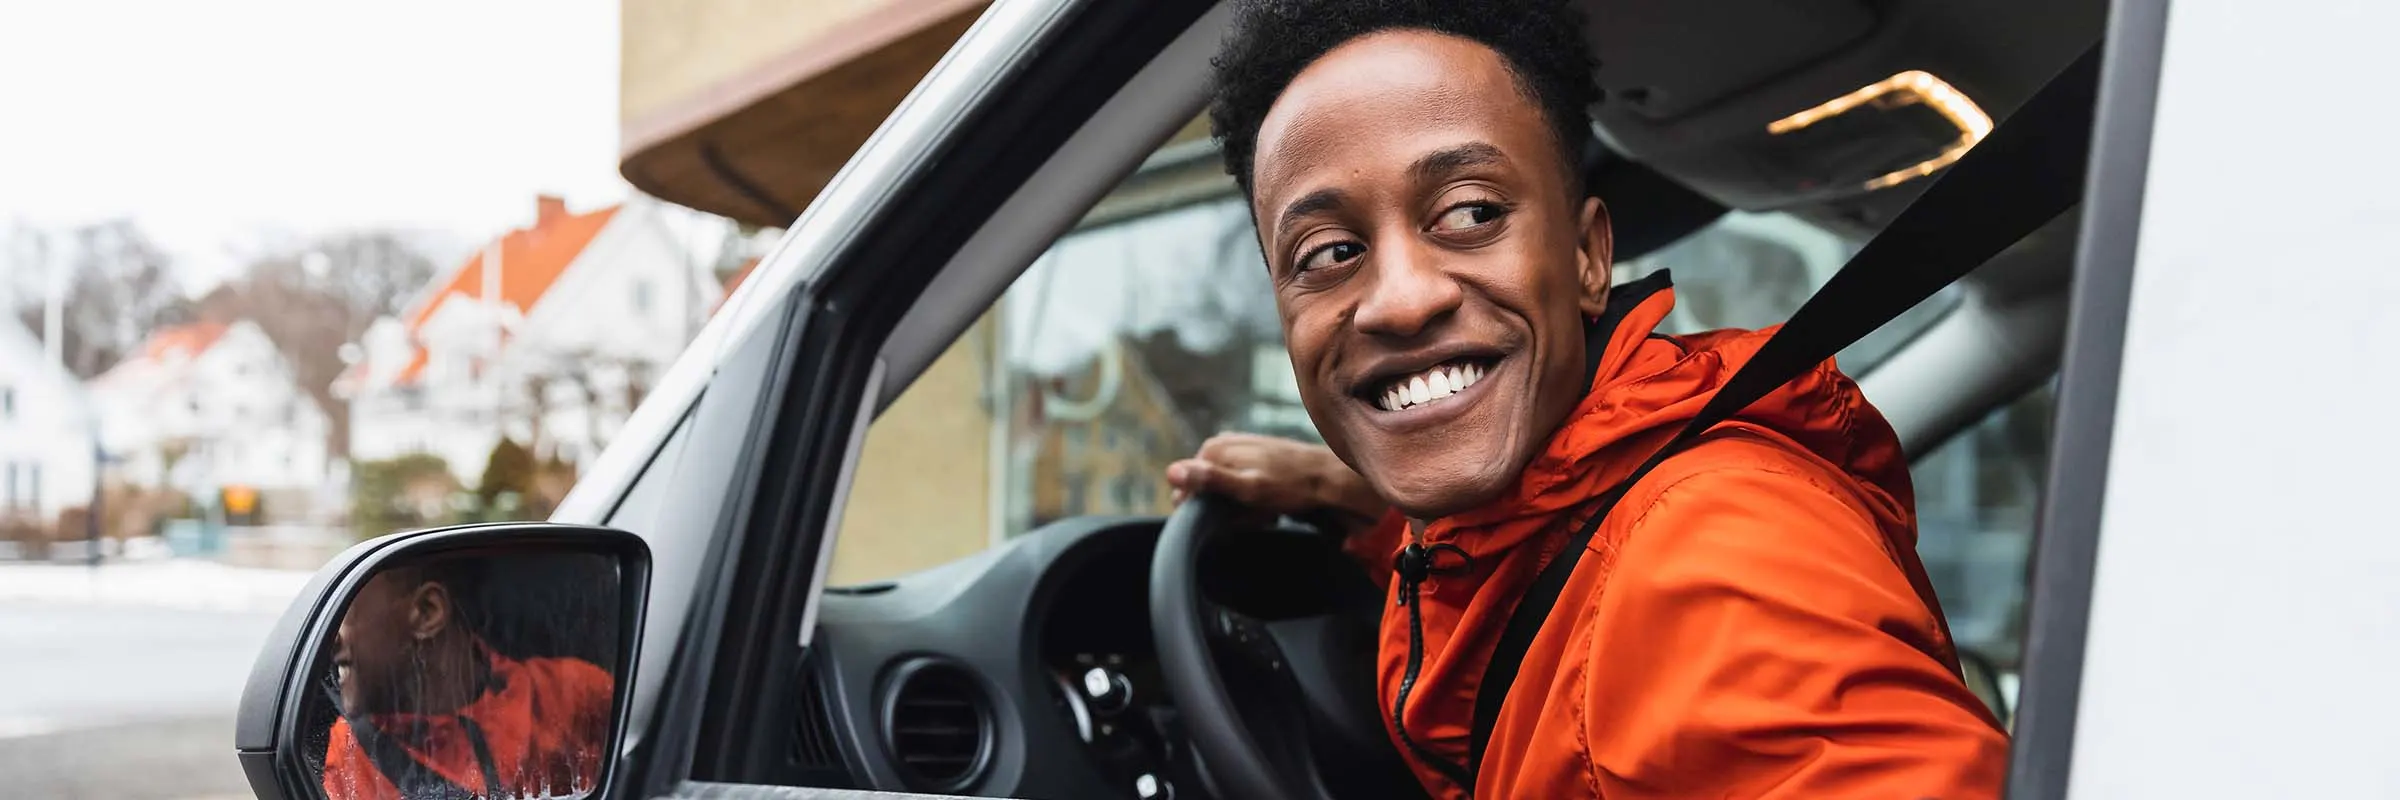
[233,523,650,800]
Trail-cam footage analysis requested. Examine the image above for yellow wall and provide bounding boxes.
[620,0,887,130]
[826,314,997,585]
[620,0,991,224]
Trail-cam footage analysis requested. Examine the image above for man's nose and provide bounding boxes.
[1352,237,1463,339]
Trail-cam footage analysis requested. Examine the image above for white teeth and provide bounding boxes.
[1376,362,1491,412]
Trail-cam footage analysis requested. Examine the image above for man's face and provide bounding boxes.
[332,572,449,714]
[1250,30,1611,518]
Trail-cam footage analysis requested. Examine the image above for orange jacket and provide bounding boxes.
[323,651,616,800]
[1351,278,2008,799]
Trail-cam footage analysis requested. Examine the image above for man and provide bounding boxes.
[322,557,616,800]
[1166,1,2009,797]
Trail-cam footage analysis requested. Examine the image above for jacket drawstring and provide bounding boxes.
[1393,540,1478,794]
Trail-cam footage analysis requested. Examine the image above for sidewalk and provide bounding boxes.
[0,559,314,614]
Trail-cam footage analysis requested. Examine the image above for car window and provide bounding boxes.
[1910,380,2054,689]
[1618,210,1961,372]
[826,145,1955,586]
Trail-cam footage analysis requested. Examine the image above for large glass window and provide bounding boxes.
[827,144,1960,586]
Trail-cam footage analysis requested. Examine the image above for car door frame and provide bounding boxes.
[574,0,2308,797]
[2001,0,2167,797]
[577,0,1230,796]
[2014,0,2400,796]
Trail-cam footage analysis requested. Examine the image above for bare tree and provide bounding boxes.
[233,230,439,458]
[5,220,190,379]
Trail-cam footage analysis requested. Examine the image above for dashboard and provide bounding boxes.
[798,516,1370,799]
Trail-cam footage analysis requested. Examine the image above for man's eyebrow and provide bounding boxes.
[1275,187,1349,238]
[1411,142,1508,185]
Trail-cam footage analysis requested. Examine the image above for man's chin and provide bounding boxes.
[1369,464,1516,521]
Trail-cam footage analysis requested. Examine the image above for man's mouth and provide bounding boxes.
[1368,358,1495,413]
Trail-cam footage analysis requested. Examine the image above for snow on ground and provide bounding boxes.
[0,559,314,614]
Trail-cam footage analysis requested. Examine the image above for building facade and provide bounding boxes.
[89,319,333,523]
[343,195,718,486]
[0,316,96,539]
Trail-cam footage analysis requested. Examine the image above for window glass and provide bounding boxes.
[1910,381,2056,671]
[1618,210,1959,373]
[828,146,1958,586]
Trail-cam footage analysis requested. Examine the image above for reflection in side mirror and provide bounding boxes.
[235,524,647,800]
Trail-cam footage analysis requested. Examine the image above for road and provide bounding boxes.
[0,602,281,799]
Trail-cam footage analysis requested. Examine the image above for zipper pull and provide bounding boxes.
[1392,543,1431,606]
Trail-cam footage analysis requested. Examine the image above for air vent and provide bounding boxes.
[880,658,995,793]
[790,658,844,771]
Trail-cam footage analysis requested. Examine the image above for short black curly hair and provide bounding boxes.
[1208,0,1600,199]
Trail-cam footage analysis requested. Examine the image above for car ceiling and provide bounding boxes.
[1578,0,2106,240]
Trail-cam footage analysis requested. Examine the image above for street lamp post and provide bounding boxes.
[87,435,103,568]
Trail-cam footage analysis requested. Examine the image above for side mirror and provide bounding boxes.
[234,523,649,800]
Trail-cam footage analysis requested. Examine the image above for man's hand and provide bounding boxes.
[1165,433,1388,531]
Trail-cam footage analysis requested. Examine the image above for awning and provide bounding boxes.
[619,0,989,227]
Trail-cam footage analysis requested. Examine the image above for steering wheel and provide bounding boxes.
[1149,494,1424,800]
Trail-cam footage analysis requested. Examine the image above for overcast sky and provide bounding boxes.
[0,1,631,292]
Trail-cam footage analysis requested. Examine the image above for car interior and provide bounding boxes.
[700,0,2108,797]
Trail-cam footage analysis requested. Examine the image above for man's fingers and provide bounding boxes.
[1167,459,1246,500]
[1195,431,1276,462]
[1166,459,1210,491]
[1166,458,1274,504]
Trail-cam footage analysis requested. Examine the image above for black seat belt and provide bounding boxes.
[1461,45,2101,786]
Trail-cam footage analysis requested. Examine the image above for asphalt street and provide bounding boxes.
[0,602,280,799]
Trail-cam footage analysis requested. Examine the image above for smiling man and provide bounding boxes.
[1164,1,2010,797]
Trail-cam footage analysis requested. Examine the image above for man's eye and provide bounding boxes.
[1298,241,1364,272]
[1434,203,1502,231]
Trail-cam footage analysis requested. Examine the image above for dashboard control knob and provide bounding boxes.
[1135,772,1174,799]
[1082,666,1133,713]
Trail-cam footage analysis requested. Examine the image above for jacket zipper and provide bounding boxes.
[1393,542,1477,794]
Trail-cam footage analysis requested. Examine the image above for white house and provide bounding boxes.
[341,194,718,486]
[88,319,335,522]
[0,316,97,534]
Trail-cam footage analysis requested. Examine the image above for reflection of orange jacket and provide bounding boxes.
[323,651,615,800]
[1350,280,2007,799]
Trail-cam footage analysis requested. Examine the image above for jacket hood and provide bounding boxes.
[1418,271,1917,557]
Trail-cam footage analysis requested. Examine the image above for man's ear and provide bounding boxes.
[406,583,451,642]
[1575,196,1615,318]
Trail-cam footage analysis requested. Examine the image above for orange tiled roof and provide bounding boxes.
[140,322,231,362]
[387,198,621,386]
[406,204,621,331]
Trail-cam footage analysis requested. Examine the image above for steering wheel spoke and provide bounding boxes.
[1202,600,1290,674]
